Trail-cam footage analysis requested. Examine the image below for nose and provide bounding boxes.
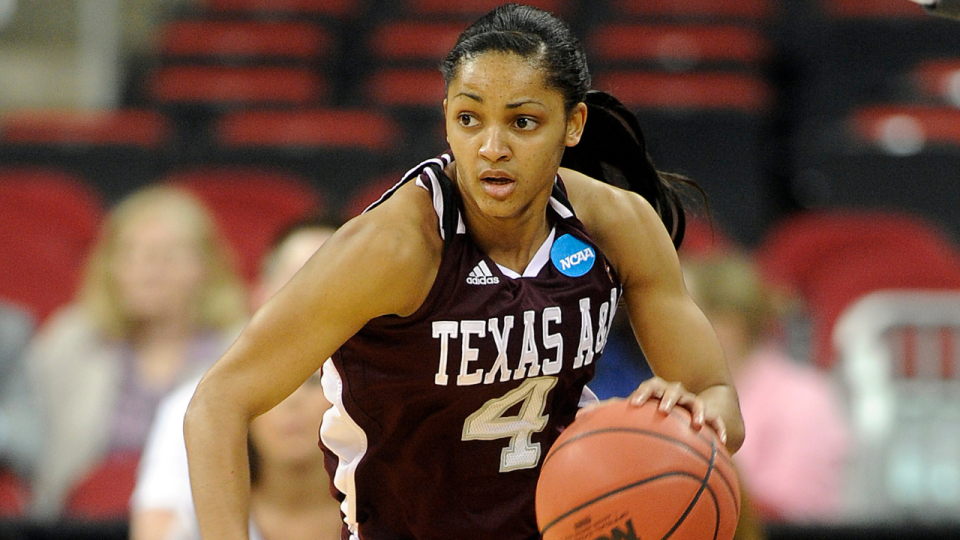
[478,126,511,163]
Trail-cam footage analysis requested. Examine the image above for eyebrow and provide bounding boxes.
[454,92,482,103]
[453,93,544,109]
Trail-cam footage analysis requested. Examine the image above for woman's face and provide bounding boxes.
[250,372,330,467]
[111,211,205,323]
[444,51,586,221]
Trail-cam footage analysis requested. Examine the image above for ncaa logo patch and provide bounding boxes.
[551,234,595,277]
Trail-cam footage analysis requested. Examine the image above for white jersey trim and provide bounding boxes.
[368,153,452,215]
[319,359,367,535]
[496,227,556,279]
[549,194,575,220]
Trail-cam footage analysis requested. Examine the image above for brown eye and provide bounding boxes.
[458,114,477,127]
[515,117,537,130]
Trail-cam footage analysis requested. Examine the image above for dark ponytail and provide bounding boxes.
[560,91,701,249]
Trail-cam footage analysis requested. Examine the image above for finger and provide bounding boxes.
[708,415,728,445]
[629,377,665,406]
[689,399,706,431]
[657,382,686,413]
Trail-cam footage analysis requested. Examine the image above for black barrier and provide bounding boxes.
[767,523,960,540]
[0,521,958,540]
[0,520,127,540]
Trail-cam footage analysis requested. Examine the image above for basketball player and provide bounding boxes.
[185,5,745,540]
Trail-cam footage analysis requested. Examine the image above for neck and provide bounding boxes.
[130,317,193,347]
[251,459,340,540]
[455,171,554,274]
[127,318,200,391]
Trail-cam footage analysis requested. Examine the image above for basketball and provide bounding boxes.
[536,399,740,540]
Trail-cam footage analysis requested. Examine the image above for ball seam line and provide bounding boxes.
[659,441,717,540]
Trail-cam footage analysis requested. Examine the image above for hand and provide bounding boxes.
[629,376,728,445]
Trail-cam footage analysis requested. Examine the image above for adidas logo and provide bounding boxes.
[466,260,500,285]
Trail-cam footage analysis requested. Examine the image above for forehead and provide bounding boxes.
[120,210,193,241]
[448,51,560,105]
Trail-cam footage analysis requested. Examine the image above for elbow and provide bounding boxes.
[182,381,207,450]
[721,397,746,456]
[183,376,226,449]
[725,417,745,456]
[183,373,254,449]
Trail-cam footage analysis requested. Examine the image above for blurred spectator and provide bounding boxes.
[684,252,851,522]
[0,301,38,479]
[23,185,248,519]
[130,217,342,540]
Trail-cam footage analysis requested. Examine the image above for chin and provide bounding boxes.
[478,202,522,220]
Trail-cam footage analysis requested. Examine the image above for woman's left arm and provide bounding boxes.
[562,170,745,454]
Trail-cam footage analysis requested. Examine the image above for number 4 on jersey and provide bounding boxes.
[461,376,558,472]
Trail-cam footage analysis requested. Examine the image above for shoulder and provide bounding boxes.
[339,180,441,275]
[293,179,443,319]
[161,376,204,420]
[558,168,679,288]
[0,303,33,338]
[0,303,34,368]
[560,168,665,239]
[343,180,440,256]
[26,305,105,361]
[132,377,198,512]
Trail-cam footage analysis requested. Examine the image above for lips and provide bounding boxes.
[479,171,516,200]
[480,170,515,182]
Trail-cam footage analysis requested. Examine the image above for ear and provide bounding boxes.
[443,99,450,143]
[565,102,588,147]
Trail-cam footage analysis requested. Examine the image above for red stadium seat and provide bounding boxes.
[757,210,960,298]
[216,109,400,151]
[367,21,466,63]
[808,251,960,368]
[677,216,736,260]
[166,167,322,283]
[912,59,960,106]
[821,0,926,18]
[755,210,960,367]
[0,467,30,518]
[593,70,772,112]
[365,68,447,108]
[64,451,140,520]
[0,109,171,148]
[159,20,335,61]
[205,0,362,18]
[0,168,104,322]
[401,0,571,18]
[850,105,960,152]
[587,24,771,68]
[610,0,776,21]
[148,66,326,107]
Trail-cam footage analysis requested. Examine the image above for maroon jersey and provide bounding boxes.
[320,154,623,540]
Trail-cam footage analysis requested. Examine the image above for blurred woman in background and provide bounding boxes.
[131,218,342,540]
[24,185,247,519]
[684,252,851,522]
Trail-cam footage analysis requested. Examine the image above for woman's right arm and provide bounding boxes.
[184,186,441,540]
